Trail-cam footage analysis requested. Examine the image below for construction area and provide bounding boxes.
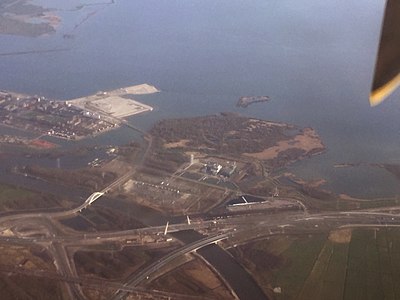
[69,83,158,119]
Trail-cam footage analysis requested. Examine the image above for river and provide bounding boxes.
[172,230,268,300]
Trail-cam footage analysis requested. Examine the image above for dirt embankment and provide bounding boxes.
[328,229,352,244]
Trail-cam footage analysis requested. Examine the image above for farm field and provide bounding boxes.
[231,228,400,300]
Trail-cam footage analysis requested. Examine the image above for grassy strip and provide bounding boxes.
[272,233,327,300]
[343,229,400,300]
[299,240,348,300]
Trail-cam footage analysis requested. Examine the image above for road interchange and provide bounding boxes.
[1,169,400,299]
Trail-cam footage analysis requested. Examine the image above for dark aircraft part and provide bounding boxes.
[370,0,400,106]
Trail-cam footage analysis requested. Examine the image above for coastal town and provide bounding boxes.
[0,84,157,141]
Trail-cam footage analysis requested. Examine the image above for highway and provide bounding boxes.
[107,209,400,300]
[3,172,400,300]
[1,119,400,300]
[0,137,157,299]
[51,241,86,300]
[0,169,136,226]
[0,264,213,300]
[0,169,140,299]
[111,233,229,300]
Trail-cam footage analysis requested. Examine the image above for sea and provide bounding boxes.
[1,0,400,198]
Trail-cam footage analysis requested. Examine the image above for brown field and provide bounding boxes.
[328,228,352,244]
[148,258,234,299]
[244,128,324,160]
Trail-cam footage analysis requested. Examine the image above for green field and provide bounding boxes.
[344,229,400,300]
[235,228,400,300]
[0,183,60,211]
[297,239,348,300]
[272,234,327,300]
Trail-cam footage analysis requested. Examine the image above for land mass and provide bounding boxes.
[0,83,158,142]
[3,109,400,300]
[0,0,115,38]
[150,113,325,170]
[0,0,58,37]
[236,96,270,108]
[69,83,157,119]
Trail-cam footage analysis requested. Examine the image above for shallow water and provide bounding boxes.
[1,0,399,198]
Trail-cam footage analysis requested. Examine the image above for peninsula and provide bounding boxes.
[68,83,157,119]
[0,84,158,141]
[150,113,325,169]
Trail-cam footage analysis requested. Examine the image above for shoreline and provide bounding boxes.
[0,83,158,142]
[68,83,158,119]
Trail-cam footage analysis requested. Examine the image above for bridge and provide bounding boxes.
[77,192,104,212]
[85,192,104,206]
[111,233,229,300]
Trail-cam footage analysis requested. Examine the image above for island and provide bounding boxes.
[236,96,270,108]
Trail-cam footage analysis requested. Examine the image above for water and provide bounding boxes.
[172,230,268,300]
[1,0,399,198]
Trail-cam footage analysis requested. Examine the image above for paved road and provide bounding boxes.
[3,184,400,300]
[111,233,229,300]
[0,170,135,225]
[108,210,400,300]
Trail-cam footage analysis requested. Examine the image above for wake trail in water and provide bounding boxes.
[0,48,71,57]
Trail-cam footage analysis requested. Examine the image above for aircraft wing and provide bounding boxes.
[370,0,400,106]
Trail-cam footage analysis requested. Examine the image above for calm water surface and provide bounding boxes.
[1,0,399,198]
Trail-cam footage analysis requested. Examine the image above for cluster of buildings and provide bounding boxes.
[0,91,116,140]
[202,161,237,178]
[0,135,29,146]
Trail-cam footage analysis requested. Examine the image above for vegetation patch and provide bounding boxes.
[231,228,400,300]
[148,258,233,299]
[75,245,176,280]
[150,113,325,170]
[0,183,61,211]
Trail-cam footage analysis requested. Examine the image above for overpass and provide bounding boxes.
[78,192,104,211]
[111,233,229,300]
